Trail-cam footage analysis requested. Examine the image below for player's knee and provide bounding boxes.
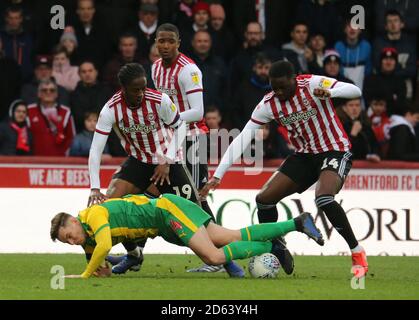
[200,251,224,266]
[315,194,335,208]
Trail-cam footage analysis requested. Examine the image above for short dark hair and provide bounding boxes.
[52,45,69,58]
[156,23,180,39]
[206,105,220,114]
[291,21,309,32]
[119,32,138,42]
[50,212,72,242]
[5,5,23,17]
[118,63,146,87]
[254,53,271,66]
[385,9,403,21]
[269,60,295,79]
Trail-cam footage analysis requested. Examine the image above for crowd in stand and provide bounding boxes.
[0,0,418,162]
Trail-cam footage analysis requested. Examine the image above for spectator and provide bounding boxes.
[339,98,381,162]
[366,94,391,154]
[282,22,313,74]
[0,36,21,121]
[0,99,31,155]
[102,33,146,92]
[70,111,109,157]
[308,32,327,75]
[70,61,112,132]
[205,106,223,130]
[189,30,227,112]
[27,80,76,156]
[52,46,80,92]
[295,0,342,46]
[20,55,70,106]
[208,3,236,63]
[59,26,80,66]
[180,1,211,54]
[363,47,407,116]
[0,5,34,81]
[143,43,160,89]
[322,50,354,108]
[374,0,419,35]
[231,0,296,46]
[373,10,417,98]
[130,3,159,62]
[70,0,110,70]
[387,104,419,161]
[229,21,282,95]
[171,0,196,33]
[335,19,372,89]
[233,53,272,129]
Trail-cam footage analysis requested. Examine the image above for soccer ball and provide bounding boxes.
[248,253,281,278]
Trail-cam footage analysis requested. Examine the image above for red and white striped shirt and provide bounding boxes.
[251,74,351,153]
[95,88,182,164]
[152,53,208,135]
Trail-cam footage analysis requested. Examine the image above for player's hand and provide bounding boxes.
[151,164,170,186]
[200,177,221,197]
[88,188,108,207]
[351,120,363,136]
[93,262,112,278]
[313,88,331,99]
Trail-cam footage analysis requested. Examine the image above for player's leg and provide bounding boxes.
[254,154,317,274]
[105,157,154,273]
[314,151,368,277]
[189,214,324,266]
[206,215,324,248]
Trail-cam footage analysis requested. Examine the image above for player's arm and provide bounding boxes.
[178,65,204,123]
[80,207,113,279]
[88,107,114,206]
[311,76,361,99]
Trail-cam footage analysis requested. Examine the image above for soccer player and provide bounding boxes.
[151,23,242,274]
[50,193,324,279]
[87,63,195,273]
[202,60,368,278]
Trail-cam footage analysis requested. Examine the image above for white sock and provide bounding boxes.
[351,245,363,253]
[127,247,141,258]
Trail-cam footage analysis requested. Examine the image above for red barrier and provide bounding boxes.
[0,156,419,189]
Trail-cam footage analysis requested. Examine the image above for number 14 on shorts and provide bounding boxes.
[321,158,339,170]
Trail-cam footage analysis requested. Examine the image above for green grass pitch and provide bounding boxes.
[1,254,418,300]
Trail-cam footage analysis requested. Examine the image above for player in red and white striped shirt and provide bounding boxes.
[87,63,202,274]
[152,23,244,277]
[202,61,368,278]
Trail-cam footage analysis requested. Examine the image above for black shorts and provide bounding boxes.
[185,135,208,190]
[279,151,353,193]
[113,156,199,202]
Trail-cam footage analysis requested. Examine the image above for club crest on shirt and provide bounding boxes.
[147,114,155,122]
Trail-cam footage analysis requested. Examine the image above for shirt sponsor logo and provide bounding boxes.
[157,86,178,96]
[119,122,157,134]
[278,108,317,126]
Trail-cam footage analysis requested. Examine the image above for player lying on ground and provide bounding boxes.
[50,193,324,279]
